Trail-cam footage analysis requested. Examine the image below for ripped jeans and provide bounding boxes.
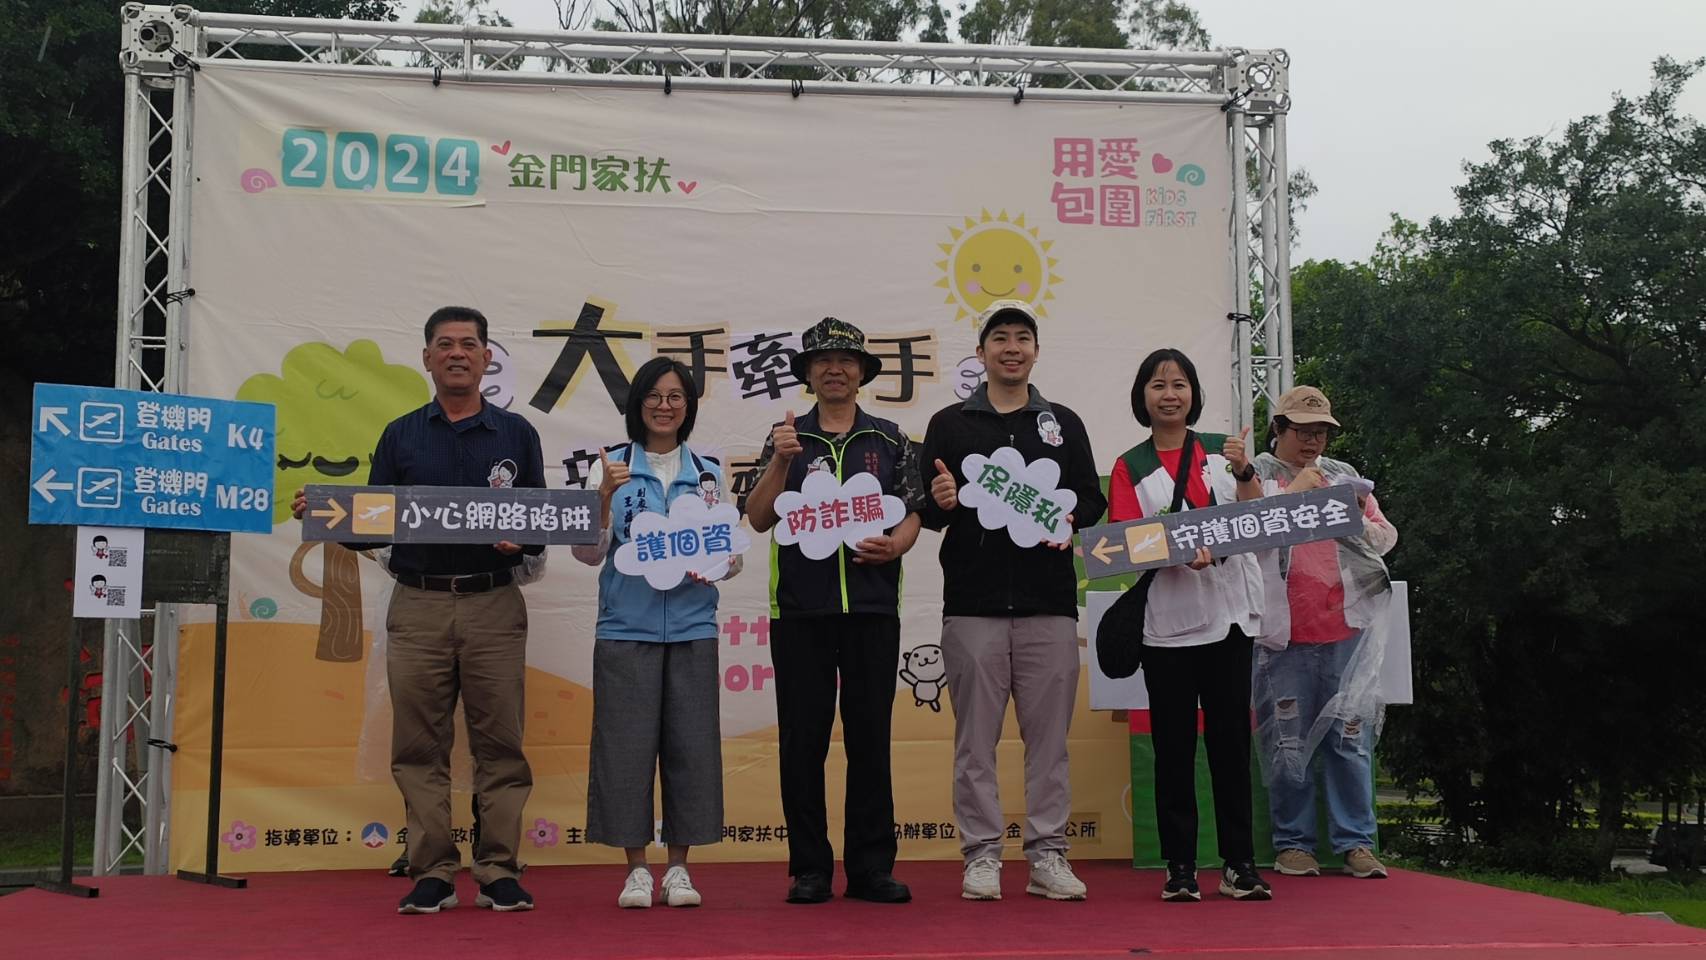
[1253,630,1376,854]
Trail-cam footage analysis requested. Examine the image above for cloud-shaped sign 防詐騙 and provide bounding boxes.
[613,497,751,590]
[957,446,1077,548]
[770,471,907,561]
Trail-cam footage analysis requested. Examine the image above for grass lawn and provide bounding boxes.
[1419,867,1706,929]
[0,820,142,871]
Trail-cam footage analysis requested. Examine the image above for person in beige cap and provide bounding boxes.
[1252,385,1400,881]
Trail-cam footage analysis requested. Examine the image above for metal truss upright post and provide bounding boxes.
[1224,50,1292,429]
[98,3,198,877]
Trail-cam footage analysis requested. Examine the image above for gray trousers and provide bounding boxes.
[586,636,724,848]
[941,615,1079,863]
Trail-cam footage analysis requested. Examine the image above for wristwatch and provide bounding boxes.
[1231,462,1256,483]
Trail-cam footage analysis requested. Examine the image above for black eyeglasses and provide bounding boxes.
[643,393,688,409]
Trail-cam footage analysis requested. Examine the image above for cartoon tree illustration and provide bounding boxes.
[238,340,429,662]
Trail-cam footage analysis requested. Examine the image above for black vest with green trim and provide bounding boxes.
[770,406,908,620]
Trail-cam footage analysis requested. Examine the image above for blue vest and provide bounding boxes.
[596,442,723,643]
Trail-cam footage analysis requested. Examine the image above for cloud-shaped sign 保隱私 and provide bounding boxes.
[957,447,1077,548]
[771,470,907,561]
[613,496,751,590]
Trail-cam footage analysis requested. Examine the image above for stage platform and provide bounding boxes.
[7,860,1704,959]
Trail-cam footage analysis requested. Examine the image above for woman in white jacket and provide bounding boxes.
[1106,348,1272,904]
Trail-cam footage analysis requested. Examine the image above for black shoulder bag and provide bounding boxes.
[1094,431,1197,680]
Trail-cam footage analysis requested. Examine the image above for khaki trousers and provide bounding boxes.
[941,614,1079,864]
[387,582,532,884]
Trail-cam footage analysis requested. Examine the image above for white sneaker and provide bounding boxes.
[962,856,1002,900]
[1026,852,1087,900]
[618,867,654,908]
[661,865,701,907]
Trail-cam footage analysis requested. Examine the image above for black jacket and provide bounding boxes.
[769,406,919,620]
[920,384,1107,618]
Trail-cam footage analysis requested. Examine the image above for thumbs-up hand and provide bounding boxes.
[1224,426,1252,474]
[773,410,803,462]
[598,448,630,499]
[931,458,959,511]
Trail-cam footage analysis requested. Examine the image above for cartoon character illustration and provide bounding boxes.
[488,458,518,488]
[935,210,1063,323]
[89,575,108,599]
[90,535,109,560]
[1036,410,1064,447]
[697,470,720,508]
[900,644,947,712]
[237,340,430,662]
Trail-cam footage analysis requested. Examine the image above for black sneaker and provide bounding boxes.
[397,877,458,914]
[845,872,912,903]
[1161,861,1200,902]
[1218,860,1272,901]
[786,872,833,904]
[476,876,535,912]
[388,852,410,877]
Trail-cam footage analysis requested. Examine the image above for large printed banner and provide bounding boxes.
[172,62,1236,871]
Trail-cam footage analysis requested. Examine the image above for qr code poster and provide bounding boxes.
[74,525,145,619]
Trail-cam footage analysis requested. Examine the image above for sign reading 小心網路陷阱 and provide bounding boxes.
[28,383,276,533]
[1079,486,1364,580]
[299,484,600,545]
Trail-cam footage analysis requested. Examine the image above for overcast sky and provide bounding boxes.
[420,0,1706,264]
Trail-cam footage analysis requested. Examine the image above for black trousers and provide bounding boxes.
[770,613,900,881]
[1141,625,1256,864]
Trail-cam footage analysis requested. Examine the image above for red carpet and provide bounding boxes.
[6,861,1705,960]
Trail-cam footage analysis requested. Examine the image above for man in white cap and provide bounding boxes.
[920,300,1106,901]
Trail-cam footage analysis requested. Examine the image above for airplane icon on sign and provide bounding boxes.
[78,402,125,443]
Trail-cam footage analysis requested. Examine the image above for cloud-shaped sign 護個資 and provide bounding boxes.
[957,446,1078,548]
[613,496,752,590]
[770,470,908,561]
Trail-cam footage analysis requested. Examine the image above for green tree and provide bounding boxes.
[1293,58,1706,876]
[0,0,401,795]
[412,0,516,69]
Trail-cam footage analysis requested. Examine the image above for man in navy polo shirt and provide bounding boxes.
[293,306,544,915]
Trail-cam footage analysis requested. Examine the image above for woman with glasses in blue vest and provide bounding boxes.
[574,356,739,909]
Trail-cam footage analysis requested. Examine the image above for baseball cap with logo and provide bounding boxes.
[790,317,883,386]
[1272,385,1341,428]
[977,299,1040,344]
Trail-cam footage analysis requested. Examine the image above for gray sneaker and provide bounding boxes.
[962,856,1002,900]
[1026,853,1087,900]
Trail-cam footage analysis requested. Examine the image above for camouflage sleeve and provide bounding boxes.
[891,433,928,513]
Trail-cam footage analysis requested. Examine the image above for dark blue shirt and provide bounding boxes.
[365,398,547,576]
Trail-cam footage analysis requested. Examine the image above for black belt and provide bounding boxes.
[396,568,514,594]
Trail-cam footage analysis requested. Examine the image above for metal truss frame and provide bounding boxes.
[109,3,1290,871]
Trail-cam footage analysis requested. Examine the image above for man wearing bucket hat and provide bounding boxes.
[745,317,929,905]
[919,300,1107,902]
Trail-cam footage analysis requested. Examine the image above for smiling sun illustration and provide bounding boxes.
[935,210,1062,323]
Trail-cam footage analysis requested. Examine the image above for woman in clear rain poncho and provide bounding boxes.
[1251,386,1398,880]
